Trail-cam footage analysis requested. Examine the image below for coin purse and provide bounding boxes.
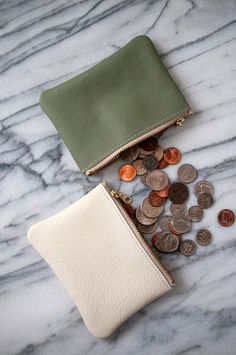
[28,181,174,338]
[39,35,191,175]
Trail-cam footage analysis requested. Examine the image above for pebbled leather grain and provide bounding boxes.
[28,183,172,338]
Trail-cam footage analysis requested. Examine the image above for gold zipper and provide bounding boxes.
[102,181,175,287]
[86,110,191,175]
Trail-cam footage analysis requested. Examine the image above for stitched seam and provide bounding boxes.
[99,185,170,289]
[83,107,190,172]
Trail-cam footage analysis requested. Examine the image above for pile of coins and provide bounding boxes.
[119,136,235,257]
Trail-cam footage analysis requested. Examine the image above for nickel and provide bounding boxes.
[141,197,163,218]
[178,164,198,184]
[171,203,187,217]
[155,231,180,253]
[146,170,169,191]
[136,207,157,225]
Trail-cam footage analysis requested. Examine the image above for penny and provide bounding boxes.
[139,137,157,152]
[136,207,157,225]
[218,209,235,227]
[171,203,187,217]
[159,215,173,231]
[196,229,212,246]
[138,221,158,234]
[143,155,158,170]
[122,203,136,218]
[168,182,189,204]
[178,164,198,184]
[155,231,180,253]
[149,191,166,207]
[153,146,164,161]
[180,239,197,256]
[194,180,214,197]
[146,170,169,191]
[141,197,164,218]
[163,147,182,165]
[171,215,192,234]
[158,157,169,169]
[120,145,139,161]
[156,183,170,198]
[197,193,213,209]
[119,164,137,181]
[188,206,203,222]
[141,172,149,186]
[132,159,147,175]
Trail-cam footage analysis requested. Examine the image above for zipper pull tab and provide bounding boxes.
[108,186,133,204]
[175,117,185,127]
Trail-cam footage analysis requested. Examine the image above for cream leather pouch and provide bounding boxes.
[28,181,174,338]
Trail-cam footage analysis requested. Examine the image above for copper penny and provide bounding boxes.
[180,239,197,256]
[168,182,189,204]
[188,206,203,222]
[197,193,213,209]
[143,155,158,170]
[171,215,192,234]
[159,215,173,231]
[155,231,180,253]
[136,207,157,225]
[120,145,139,162]
[141,197,164,218]
[178,164,198,184]
[132,159,147,175]
[119,164,137,181]
[138,221,158,234]
[218,209,235,227]
[153,146,164,161]
[146,170,169,191]
[164,147,182,165]
[139,137,157,152]
[194,180,214,197]
[196,229,212,246]
[122,203,136,219]
[158,157,169,169]
[171,203,187,217]
[156,183,170,198]
[149,191,166,207]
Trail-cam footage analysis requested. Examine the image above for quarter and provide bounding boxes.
[146,170,169,191]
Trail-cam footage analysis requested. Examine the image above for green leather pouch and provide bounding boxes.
[40,35,191,175]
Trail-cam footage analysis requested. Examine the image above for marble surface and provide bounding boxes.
[1,0,236,354]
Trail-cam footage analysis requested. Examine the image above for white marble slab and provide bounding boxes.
[0,0,236,354]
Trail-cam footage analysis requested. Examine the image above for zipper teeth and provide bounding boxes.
[102,182,175,287]
[86,111,190,175]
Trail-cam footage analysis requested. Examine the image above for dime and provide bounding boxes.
[196,229,212,246]
[180,239,197,256]
[136,207,157,225]
[138,221,158,234]
[178,164,198,184]
[119,164,137,181]
[168,182,189,204]
[171,215,192,234]
[188,205,203,222]
[197,193,213,209]
[143,155,158,170]
[149,191,166,207]
[155,231,180,253]
[139,137,157,152]
[217,209,235,227]
[171,203,187,217]
[146,170,169,191]
[156,183,170,198]
[159,215,173,231]
[141,172,149,186]
[122,203,136,218]
[158,157,169,169]
[194,180,214,197]
[141,197,164,218]
[120,145,138,161]
[153,146,164,161]
[132,159,147,175]
[163,147,182,165]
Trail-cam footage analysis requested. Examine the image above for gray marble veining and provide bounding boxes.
[0,0,236,354]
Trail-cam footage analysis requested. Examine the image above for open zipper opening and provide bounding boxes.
[102,181,175,287]
[86,110,191,175]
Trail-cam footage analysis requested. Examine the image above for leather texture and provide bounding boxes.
[39,35,190,173]
[28,183,172,338]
